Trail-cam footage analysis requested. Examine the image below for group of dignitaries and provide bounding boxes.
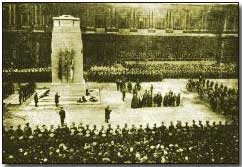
[3,120,238,163]
[131,90,181,109]
[116,78,181,109]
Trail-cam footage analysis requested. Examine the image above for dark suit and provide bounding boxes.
[34,94,38,107]
[55,94,60,106]
[59,109,66,125]
[105,107,111,123]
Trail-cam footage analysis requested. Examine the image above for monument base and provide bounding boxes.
[29,82,86,106]
[50,82,86,96]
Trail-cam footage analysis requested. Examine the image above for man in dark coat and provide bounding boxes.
[176,93,181,106]
[153,94,158,107]
[19,89,23,105]
[116,79,121,91]
[22,87,27,102]
[121,85,127,101]
[24,123,32,137]
[34,92,38,107]
[15,125,23,137]
[163,93,168,107]
[127,80,133,93]
[105,106,112,123]
[55,92,60,107]
[59,107,66,126]
[150,84,153,95]
[157,93,163,107]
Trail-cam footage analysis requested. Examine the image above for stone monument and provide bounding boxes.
[51,15,85,84]
[51,15,85,96]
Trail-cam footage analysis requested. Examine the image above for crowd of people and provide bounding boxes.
[3,67,51,73]
[3,63,237,83]
[87,63,237,82]
[114,77,181,109]
[3,82,14,99]
[18,83,36,105]
[3,120,238,163]
[186,77,238,117]
[131,90,181,109]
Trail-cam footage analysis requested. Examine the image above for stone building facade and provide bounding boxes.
[2,3,238,68]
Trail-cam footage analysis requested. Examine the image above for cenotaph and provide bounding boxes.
[51,15,85,95]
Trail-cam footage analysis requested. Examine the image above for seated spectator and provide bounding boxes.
[3,120,238,163]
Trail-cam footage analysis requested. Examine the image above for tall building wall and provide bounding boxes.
[2,3,239,68]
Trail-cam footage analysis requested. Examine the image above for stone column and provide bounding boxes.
[148,9,151,28]
[8,4,11,25]
[35,4,38,25]
[20,14,23,25]
[13,4,16,25]
[166,10,169,29]
[133,9,136,28]
[223,16,227,32]
[233,17,237,32]
[204,14,207,31]
[201,13,204,30]
[27,13,30,25]
[43,15,45,26]
[39,5,42,25]
[32,5,34,25]
[35,42,40,66]
[114,8,117,28]
[186,11,190,30]
[151,10,153,28]
[170,10,173,30]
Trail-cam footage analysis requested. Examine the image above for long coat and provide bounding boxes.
[34,94,38,103]
[105,108,111,119]
[59,109,66,119]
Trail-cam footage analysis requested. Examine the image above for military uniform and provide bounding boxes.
[105,106,112,123]
[59,108,66,126]
[34,93,38,107]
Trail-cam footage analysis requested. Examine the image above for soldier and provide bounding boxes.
[19,89,23,105]
[24,123,32,137]
[153,94,158,107]
[106,124,113,136]
[55,92,60,107]
[147,91,153,107]
[176,93,181,106]
[105,106,112,123]
[3,103,9,113]
[116,78,120,91]
[33,125,41,137]
[163,93,168,107]
[15,125,23,137]
[86,89,90,96]
[59,107,66,126]
[135,80,141,91]
[22,87,27,102]
[34,92,38,107]
[122,123,129,138]
[121,85,127,101]
[127,80,132,93]
[150,84,153,95]
[157,93,163,107]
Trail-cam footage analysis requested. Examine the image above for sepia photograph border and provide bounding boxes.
[1,0,240,166]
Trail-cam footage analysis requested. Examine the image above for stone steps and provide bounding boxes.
[29,88,101,106]
[30,100,100,106]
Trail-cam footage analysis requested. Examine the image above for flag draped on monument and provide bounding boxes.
[51,15,85,84]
